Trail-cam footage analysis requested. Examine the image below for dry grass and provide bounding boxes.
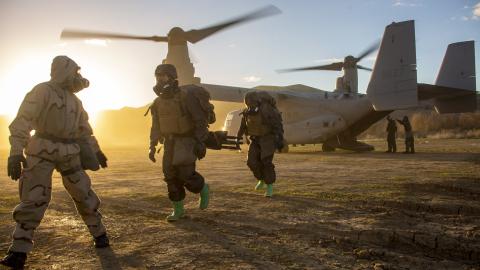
[361,111,480,140]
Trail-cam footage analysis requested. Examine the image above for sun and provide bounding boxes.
[0,56,124,128]
[0,56,51,118]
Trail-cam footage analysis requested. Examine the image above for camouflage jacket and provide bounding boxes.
[9,56,99,156]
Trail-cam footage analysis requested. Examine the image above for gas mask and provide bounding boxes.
[71,74,90,93]
[245,98,260,115]
[246,105,260,114]
[244,92,261,114]
[153,76,178,97]
[63,68,89,93]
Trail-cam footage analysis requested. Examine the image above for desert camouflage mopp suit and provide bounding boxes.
[6,56,107,253]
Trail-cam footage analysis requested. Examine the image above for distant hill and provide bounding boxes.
[93,106,150,147]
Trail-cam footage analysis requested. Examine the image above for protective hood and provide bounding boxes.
[50,55,89,92]
[50,56,79,84]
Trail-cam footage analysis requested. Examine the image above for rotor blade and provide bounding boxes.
[355,40,380,62]
[61,29,168,42]
[357,65,373,71]
[277,62,344,73]
[185,5,281,43]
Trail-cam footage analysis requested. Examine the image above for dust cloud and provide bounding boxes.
[0,116,9,149]
[93,101,243,147]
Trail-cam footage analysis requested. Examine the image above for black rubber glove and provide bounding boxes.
[7,155,27,181]
[149,148,156,163]
[204,132,221,150]
[96,151,108,168]
[236,136,242,148]
[275,135,285,151]
[195,142,207,160]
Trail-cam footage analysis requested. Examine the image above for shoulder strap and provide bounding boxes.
[144,105,152,116]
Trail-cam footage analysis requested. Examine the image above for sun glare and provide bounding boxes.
[0,57,50,118]
[0,55,126,129]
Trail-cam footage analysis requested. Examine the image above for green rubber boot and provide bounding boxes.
[255,180,265,191]
[166,200,185,222]
[199,184,209,210]
[265,184,273,197]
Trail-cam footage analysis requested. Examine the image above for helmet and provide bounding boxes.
[155,64,177,79]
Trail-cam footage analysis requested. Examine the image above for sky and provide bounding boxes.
[0,0,479,119]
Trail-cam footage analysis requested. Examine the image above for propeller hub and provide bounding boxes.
[168,27,187,44]
[343,55,355,68]
[168,27,185,37]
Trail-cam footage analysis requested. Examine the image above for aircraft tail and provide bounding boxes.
[436,41,475,91]
[418,41,477,113]
[367,20,418,111]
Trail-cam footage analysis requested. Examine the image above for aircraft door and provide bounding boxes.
[223,109,243,136]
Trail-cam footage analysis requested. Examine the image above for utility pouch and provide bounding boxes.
[172,137,197,166]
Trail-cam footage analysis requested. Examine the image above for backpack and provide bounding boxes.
[182,85,216,125]
[257,91,277,108]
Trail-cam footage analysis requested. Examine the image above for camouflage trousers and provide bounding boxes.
[162,138,205,202]
[8,153,106,253]
[247,136,276,184]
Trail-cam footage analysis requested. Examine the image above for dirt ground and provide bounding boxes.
[0,138,479,270]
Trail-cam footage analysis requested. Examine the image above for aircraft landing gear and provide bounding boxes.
[322,144,336,152]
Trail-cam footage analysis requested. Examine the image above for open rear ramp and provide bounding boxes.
[367,20,418,111]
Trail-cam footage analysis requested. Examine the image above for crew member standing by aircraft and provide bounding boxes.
[1,56,109,269]
[385,116,397,153]
[237,91,284,197]
[148,64,211,222]
[397,116,415,154]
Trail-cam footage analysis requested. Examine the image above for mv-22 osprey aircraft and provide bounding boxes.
[61,6,477,152]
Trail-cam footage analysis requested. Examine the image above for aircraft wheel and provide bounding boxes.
[322,144,335,152]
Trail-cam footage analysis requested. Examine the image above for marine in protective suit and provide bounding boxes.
[397,116,415,154]
[237,91,284,197]
[1,56,109,269]
[148,64,210,222]
[385,116,397,153]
